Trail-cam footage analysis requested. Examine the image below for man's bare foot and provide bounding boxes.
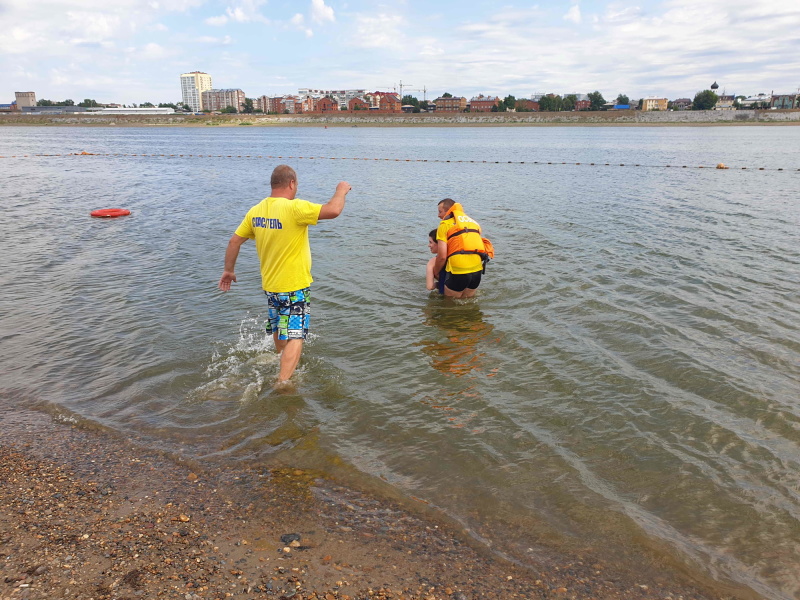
[273,378,296,392]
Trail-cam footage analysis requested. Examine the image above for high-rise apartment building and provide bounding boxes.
[15,92,36,108]
[201,89,246,113]
[180,72,212,112]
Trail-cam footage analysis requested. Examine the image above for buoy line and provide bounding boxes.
[0,152,797,172]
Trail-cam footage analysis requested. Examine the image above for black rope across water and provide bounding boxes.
[0,152,797,172]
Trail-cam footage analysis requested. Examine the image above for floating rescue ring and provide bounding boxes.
[90,208,131,218]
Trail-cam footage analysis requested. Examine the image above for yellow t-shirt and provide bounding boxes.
[436,216,484,275]
[234,197,322,292]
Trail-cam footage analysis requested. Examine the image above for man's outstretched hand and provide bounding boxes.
[218,271,237,291]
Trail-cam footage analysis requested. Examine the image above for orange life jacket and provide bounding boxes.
[444,203,495,261]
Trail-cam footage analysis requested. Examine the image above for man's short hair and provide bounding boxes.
[438,198,455,210]
[271,165,297,188]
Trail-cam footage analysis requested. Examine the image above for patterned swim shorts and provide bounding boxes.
[265,287,310,340]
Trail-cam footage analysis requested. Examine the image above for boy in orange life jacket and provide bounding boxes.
[433,198,485,299]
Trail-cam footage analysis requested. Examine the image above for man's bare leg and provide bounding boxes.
[444,286,474,299]
[274,338,303,383]
[443,286,462,298]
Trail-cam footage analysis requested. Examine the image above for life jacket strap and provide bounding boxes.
[448,249,489,260]
[447,227,482,240]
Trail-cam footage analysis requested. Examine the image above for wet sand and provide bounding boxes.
[0,408,722,600]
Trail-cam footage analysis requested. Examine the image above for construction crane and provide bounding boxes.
[398,80,428,102]
[375,81,428,102]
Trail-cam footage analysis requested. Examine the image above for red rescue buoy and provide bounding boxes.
[90,208,131,218]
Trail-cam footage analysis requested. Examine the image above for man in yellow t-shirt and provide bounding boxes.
[218,165,351,384]
[433,198,484,298]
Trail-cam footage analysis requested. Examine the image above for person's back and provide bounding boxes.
[240,195,320,293]
[433,198,486,298]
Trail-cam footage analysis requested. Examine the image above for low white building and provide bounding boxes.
[739,93,771,108]
[95,107,175,114]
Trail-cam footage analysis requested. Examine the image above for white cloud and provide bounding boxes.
[564,5,582,24]
[402,0,800,99]
[354,13,406,48]
[289,13,314,37]
[310,0,335,24]
[66,11,124,44]
[206,0,270,26]
[197,35,233,45]
[601,4,643,24]
[419,44,444,57]
[139,42,170,59]
[0,0,201,55]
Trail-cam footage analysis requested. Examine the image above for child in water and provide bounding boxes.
[426,229,445,294]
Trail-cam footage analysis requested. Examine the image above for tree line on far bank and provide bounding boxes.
[399,90,730,112]
[36,99,192,111]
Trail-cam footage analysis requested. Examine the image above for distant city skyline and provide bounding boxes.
[2,0,799,105]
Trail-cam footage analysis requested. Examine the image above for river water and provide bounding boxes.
[1,125,799,599]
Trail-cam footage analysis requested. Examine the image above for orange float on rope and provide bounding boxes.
[90,208,131,218]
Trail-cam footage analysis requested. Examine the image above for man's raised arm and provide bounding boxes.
[318,181,351,220]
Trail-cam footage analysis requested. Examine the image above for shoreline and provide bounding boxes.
[1,109,799,128]
[0,407,731,600]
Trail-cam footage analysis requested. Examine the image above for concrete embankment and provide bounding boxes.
[2,109,799,127]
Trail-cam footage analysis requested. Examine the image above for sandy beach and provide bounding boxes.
[0,407,724,600]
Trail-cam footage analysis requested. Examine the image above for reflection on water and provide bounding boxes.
[416,298,498,432]
[419,298,496,378]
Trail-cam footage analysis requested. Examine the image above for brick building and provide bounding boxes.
[469,95,500,112]
[433,96,467,112]
[298,89,366,110]
[294,93,342,113]
[201,89,246,112]
[515,99,539,111]
[348,97,370,111]
[255,95,300,113]
[364,91,402,112]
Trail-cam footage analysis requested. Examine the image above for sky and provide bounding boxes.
[2,0,799,105]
